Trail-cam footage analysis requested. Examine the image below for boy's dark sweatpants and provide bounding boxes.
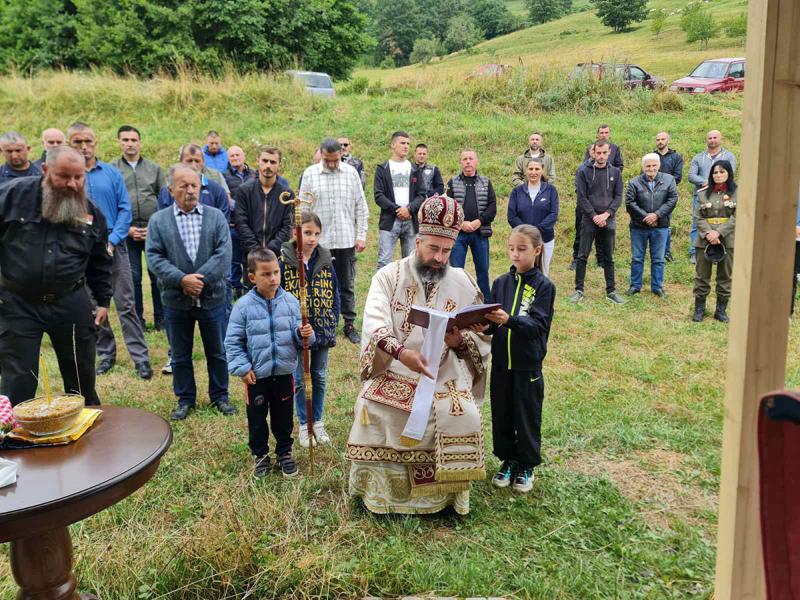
[246,374,294,458]
[490,363,544,468]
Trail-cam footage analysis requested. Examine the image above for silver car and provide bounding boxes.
[287,70,335,97]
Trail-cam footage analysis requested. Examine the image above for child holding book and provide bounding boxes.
[280,211,340,448]
[485,224,556,492]
[225,248,314,478]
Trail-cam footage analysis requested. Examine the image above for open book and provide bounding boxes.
[407,303,501,330]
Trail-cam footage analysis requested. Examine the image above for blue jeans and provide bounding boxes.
[689,191,699,257]
[230,227,243,291]
[630,227,669,292]
[164,304,229,407]
[294,346,329,425]
[127,237,163,327]
[377,219,415,269]
[450,231,491,299]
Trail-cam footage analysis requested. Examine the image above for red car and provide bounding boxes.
[669,58,745,94]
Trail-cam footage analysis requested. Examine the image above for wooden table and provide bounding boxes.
[0,406,172,600]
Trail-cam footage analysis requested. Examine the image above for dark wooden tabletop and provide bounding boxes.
[0,406,172,542]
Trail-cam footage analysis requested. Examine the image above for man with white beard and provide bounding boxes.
[0,146,113,406]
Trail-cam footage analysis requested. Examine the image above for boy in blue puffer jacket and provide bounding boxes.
[225,248,314,478]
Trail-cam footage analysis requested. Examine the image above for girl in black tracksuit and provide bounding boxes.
[485,224,556,492]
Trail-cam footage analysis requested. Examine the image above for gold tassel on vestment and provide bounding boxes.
[434,467,486,482]
[409,481,471,498]
[360,405,371,426]
[399,435,421,447]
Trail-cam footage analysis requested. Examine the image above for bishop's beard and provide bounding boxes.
[41,180,88,227]
[414,252,448,284]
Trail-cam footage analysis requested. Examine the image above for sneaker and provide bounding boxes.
[161,359,172,375]
[606,291,626,305]
[343,324,360,345]
[298,424,317,448]
[313,421,331,445]
[652,289,666,298]
[665,252,674,263]
[569,290,584,303]
[569,259,577,271]
[689,255,696,265]
[277,453,299,478]
[254,455,271,478]
[491,460,515,489]
[625,287,640,296]
[512,467,534,493]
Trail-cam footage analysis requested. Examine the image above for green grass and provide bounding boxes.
[0,56,796,600]
[364,0,748,85]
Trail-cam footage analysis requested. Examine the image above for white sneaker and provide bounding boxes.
[313,421,331,445]
[161,359,172,375]
[298,425,316,448]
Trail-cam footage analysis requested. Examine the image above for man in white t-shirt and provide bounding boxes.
[374,131,426,269]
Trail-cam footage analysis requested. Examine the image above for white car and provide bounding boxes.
[287,70,335,97]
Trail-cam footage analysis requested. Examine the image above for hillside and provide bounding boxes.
[360,0,748,85]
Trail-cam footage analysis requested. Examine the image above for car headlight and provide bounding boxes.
[669,85,678,91]
[693,87,705,93]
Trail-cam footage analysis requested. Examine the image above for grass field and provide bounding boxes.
[1,6,798,597]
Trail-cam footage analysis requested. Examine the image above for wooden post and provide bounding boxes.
[714,0,800,598]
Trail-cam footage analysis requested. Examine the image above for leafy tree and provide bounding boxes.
[650,8,667,37]
[527,0,571,25]
[409,38,443,64]
[593,0,649,33]
[0,0,372,79]
[444,14,484,53]
[0,0,81,71]
[471,0,518,38]
[684,8,718,47]
[724,12,747,40]
[370,0,427,65]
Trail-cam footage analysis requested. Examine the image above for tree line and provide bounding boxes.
[0,0,371,80]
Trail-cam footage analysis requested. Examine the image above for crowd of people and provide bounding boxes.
[0,121,746,513]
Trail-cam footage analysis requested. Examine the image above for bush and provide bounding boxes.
[684,9,719,47]
[650,8,668,38]
[650,90,684,112]
[724,13,747,40]
[379,56,396,69]
[338,76,369,95]
[445,65,678,115]
[409,38,442,64]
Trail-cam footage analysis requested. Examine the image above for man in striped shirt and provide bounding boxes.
[299,138,369,344]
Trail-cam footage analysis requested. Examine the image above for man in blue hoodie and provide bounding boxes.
[202,130,229,172]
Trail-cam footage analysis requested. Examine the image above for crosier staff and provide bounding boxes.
[279,190,316,474]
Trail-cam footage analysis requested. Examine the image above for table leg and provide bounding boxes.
[10,526,98,600]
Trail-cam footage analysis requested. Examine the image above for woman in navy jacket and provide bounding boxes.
[507,157,559,275]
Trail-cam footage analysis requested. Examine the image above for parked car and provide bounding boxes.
[571,62,665,90]
[473,63,512,78]
[287,70,335,97]
[669,58,745,94]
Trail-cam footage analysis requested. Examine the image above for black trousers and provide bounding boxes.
[330,247,356,327]
[0,287,100,406]
[490,364,544,468]
[575,218,617,293]
[245,374,294,457]
[572,204,609,265]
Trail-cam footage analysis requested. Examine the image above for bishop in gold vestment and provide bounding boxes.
[346,194,491,515]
